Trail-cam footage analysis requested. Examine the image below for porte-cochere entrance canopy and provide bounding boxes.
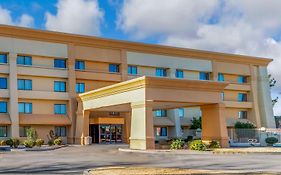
[76,76,229,150]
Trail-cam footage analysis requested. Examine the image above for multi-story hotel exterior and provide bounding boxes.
[0,25,275,149]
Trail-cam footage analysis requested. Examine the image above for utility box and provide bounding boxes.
[84,136,92,145]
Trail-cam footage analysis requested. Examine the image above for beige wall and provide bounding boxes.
[216,62,250,75]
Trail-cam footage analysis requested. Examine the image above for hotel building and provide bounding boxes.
[0,25,275,149]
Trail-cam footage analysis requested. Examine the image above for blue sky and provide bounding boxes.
[1,0,281,115]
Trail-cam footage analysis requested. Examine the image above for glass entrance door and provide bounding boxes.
[99,124,122,144]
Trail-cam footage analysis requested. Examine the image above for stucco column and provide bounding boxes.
[130,101,155,150]
[211,61,218,81]
[201,103,229,147]
[169,68,177,78]
[75,101,90,145]
[121,49,128,81]
[9,53,19,138]
[123,112,131,144]
[167,109,182,138]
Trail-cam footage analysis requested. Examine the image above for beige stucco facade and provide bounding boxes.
[0,25,275,149]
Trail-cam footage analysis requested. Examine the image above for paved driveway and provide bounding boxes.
[0,144,281,174]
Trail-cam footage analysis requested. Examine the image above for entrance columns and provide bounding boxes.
[75,100,90,145]
[130,101,155,150]
[201,103,229,147]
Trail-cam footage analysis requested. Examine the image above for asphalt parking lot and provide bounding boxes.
[0,144,281,174]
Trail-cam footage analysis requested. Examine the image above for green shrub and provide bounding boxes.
[12,138,20,148]
[170,138,185,150]
[54,138,62,145]
[5,138,13,147]
[234,121,256,129]
[188,140,207,151]
[35,139,44,147]
[209,140,221,149]
[26,128,38,141]
[0,140,6,146]
[184,136,193,142]
[23,140,35,148]
[234,122,256,138]
[190,117,202,129]
[265,137,278,145]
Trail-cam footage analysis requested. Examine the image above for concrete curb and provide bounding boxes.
[118,148,212,155]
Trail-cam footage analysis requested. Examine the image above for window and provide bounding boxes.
[0,126,7,137]
[54,81,66,92]
[76,83,85,93]
[0,102,7,113]
[75,60,85,70]
[175,69,184,78]
[55,126,67,137]
[154,109,167,117]
[238,93,247,102]
[218,73,224,81]
[199,72,210,80]
[0,77,7,89]
[155,68,167,77]
[238,111,247,119]
[0,54,7,64]
[18,103,32,114]
[128,65,138,75]
[178,108,184,117]
[109,112,120,116]
[54,104,67,114]
[18,79,32,90]
[238,75,247,84]
[221,92,224,101]
[19,126,30,137]
[109,64,120,73]
[54,59,66,68]
[156,127,167,137]
[17,55,32,66]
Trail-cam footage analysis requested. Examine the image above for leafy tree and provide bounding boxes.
[190,117,201,129]
[269,74,278,106]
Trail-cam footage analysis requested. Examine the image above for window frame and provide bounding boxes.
[0,126,8,137]
[54,104,67,115]
[155,68,167,77]
[75,60,85,70]
[178,108,184,117]
[17,55,32,66]
[76,83,85,93]
[238,75,247,84]
[175,69,184,78]
[218,73,224,81]
[238,93,247,102]
[19,126,31,137]
[18,102,32,114]
[199,72,210,80]
[54,59,67,69]
[109,64,120,73]
[55,126,67,137]
[54,81,66,92]
[18,79,32,90]
[128,65,138,75]
[154,109,167,117]
[238,111,247,119]
[156,127,168,137]
[0,54,7,64]
[0,77,7,89]
[0,101,7,113]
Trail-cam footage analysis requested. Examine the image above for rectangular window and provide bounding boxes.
[19,126,30,137]
[54,81,66,92]
[156,127,168,137]
[0,101,7,113]
[175,69,184,78]
[18,103,32,114]
[238,93,247,102]
[75,60,85,70]
[109,64,120,73]
[178,108,184,117]
[0,126,7,137]
[17,55,32,66]
[154,109,167,117]
[128,65,138,75]
[109,112,120,116]
[18,79,32,90]
[155,68,167,77]
[221,92,224,101]
[0,77,7,89]
[54,104,67,115]
[199,72,210,80]
[218,73,224,81]
[238,111,247,119]
[54,59,66,68]
[238,75,247,84]
[76,83,85,93]
[55,126,67,137]
[0,54,7,64]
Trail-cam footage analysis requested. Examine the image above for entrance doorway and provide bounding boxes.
[90,124,123,144]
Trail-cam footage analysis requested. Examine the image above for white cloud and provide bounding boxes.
[117,0,281,115]
[0,6,34,27]
[45,0,103,36]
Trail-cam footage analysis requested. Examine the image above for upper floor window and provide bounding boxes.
[54,104,67,115]
[221,92,224,101]
[218,73,224,81]
[0,101,7,113]
[54,81,66,92]
[178,108,184,117]
[0,77,7,89]
[128,65,138,75]
[55,126,67,137]
[17,55,32,66]
[18,79,32,90]
[238,111,247,119]
[156,127,167,137]
[18,102,32,114]
[238,75,247,84]
[0,126,7,137]
[238,93,247,102]
[154,109,167,117]
[156,68,167,77]
[199,72,210,80]
[0,54,7,64]
[76,83,85,93]
[175,69,184,78]
[109,64,120,73]
[54,59,66,68]
[75,60,85,70]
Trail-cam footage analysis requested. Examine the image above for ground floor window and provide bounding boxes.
[19,126,30,137]
[156,127,168,137]
[55,126,67,137]
[238,111,247,119]
[0,126,7,137]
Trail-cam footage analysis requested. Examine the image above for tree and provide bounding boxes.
[190,117,201,129]
[269,74,278,106]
